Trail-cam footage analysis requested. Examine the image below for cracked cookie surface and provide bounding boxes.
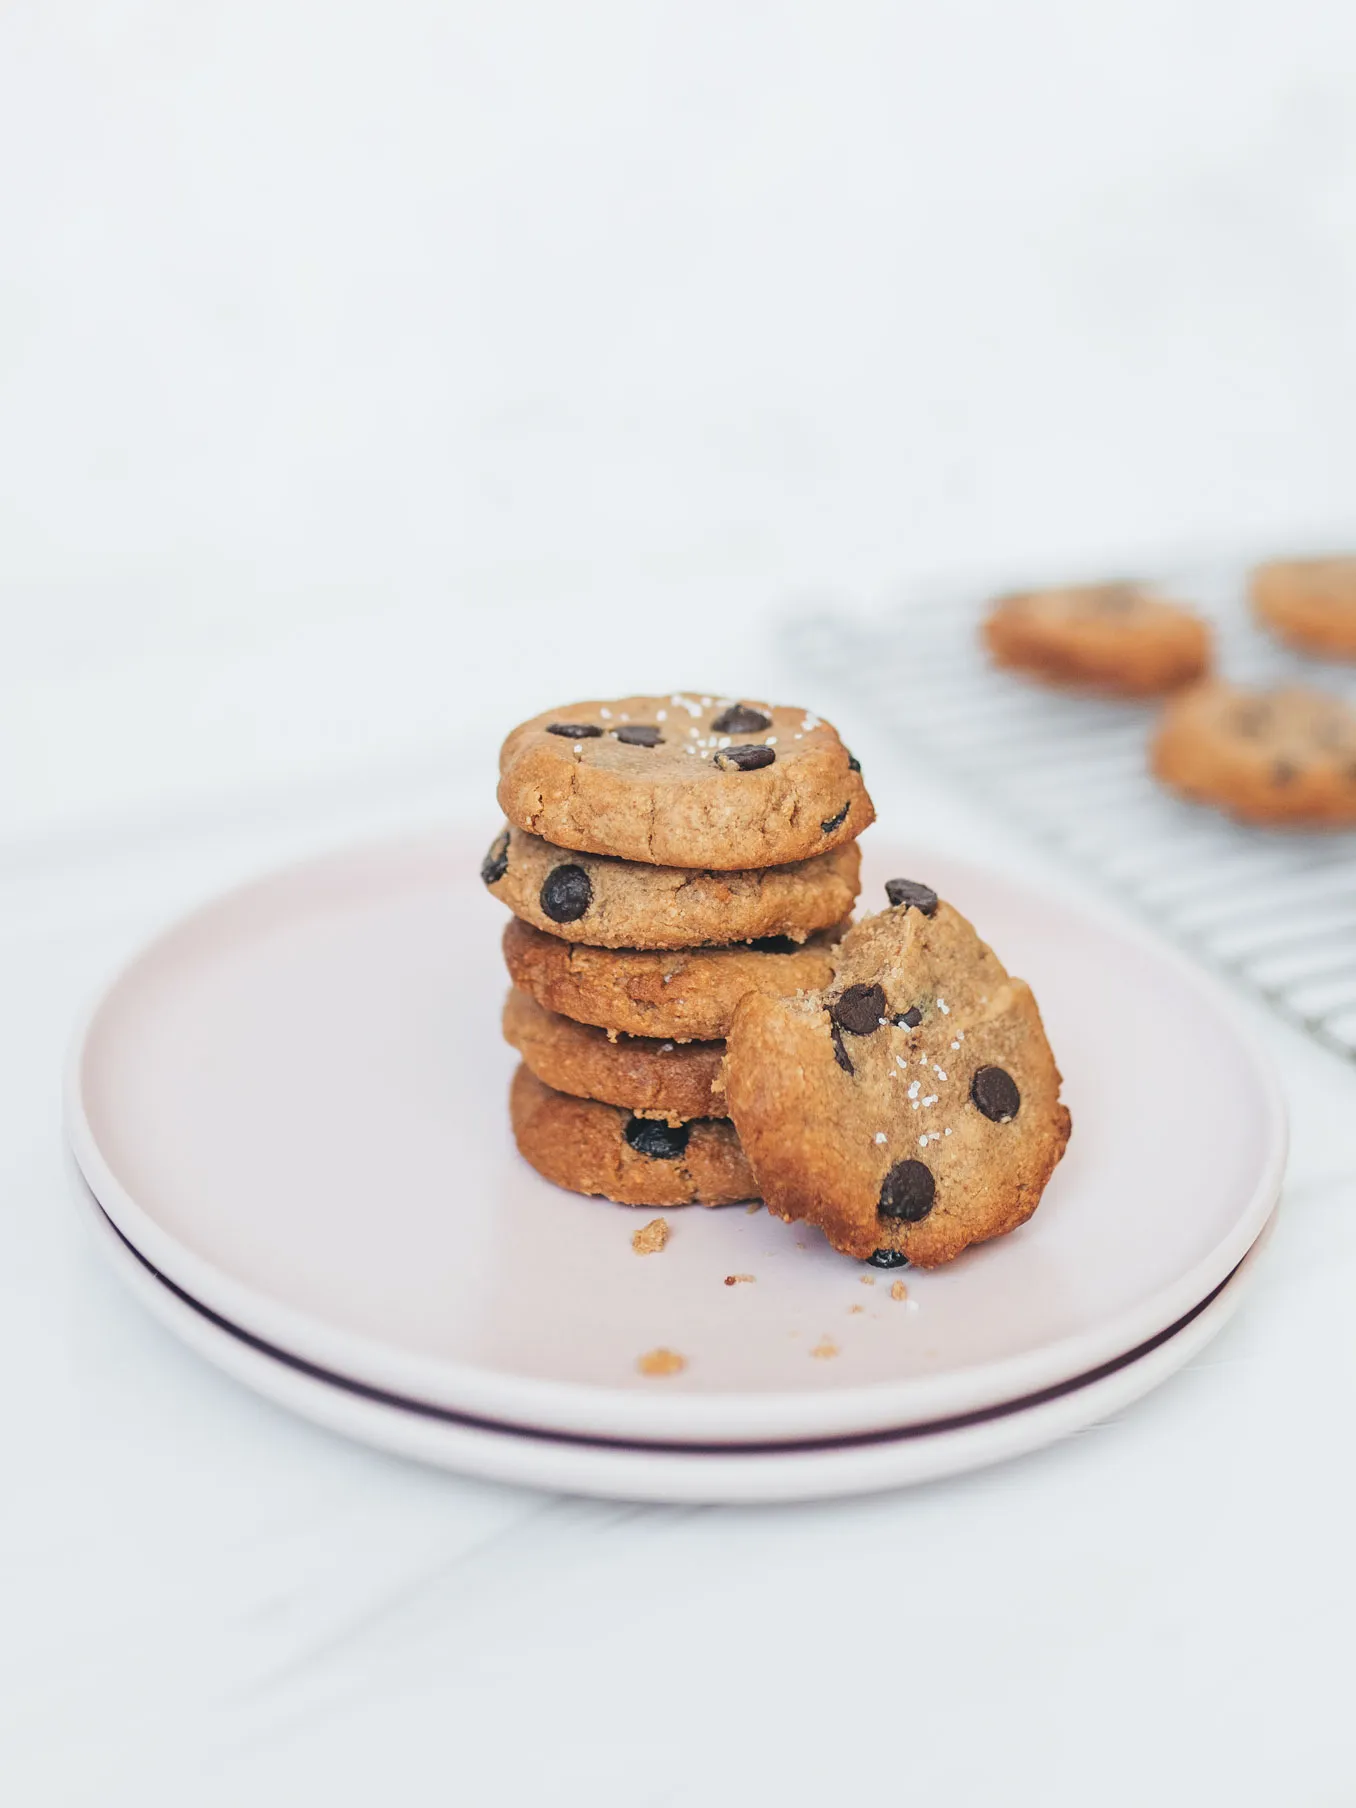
[1151,679,1356,825]
[496,694,873,869]
[724,883,1071,1265]
[509,1064,755,1206]
[983,583,1210,696]
[503,988,727,1123]
[482,825,861,948]
[503,916,842,1042]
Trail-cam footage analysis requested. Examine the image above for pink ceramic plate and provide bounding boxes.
[65,836,1286,1446]
[76,1177,1276,1503]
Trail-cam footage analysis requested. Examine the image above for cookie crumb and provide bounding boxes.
[745,1200,762,1215]
[631,1217,670,1255]
[724,1273,756,1286]
[848,1303,865,1315]
[890,1280,909,1302]
[860,1275,876,1286]
[810,1337,839,1360]
[637,1347,686,1377]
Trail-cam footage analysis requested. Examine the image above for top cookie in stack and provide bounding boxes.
[484,693,875,1208]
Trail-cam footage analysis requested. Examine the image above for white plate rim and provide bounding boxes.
[63,835,1289,1444]
[78,1174,1278,1503]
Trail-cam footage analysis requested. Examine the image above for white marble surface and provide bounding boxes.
[5,1,1356,1800]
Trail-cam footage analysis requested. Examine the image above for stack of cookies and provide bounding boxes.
[483,694,876,1210]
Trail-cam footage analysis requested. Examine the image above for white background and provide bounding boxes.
[3,2,1356,1803]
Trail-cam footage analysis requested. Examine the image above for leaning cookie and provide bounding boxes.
[1252,556,1356,660]
[509,1065,754,1207]
[481,825,861,949]
[503,989,727,1124]
[724,879,1071,1267]
[983,583,1210,696]
[496,694,873,869]
[1150,680,1356,827]
[503,917,843,1043]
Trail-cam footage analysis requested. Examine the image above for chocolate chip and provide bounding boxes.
[710,703,772,734]
[830,1023,854,1074]
[715,744,775,772]
[878,1160,935,1222]
[894,1006,923,1029]
[747,935,798,953]
[885,879,939,916]
[832,983,887,1036]
[1272,759,1298,787]
[868,1248,909,1269]
[614,724,663,747]
[971,1066,1021,1122]
[480,829,509,886]
[540,864,593,923]
[1093,585,1138,613]
[624,1118,691,1159]
[847,753,862,773]
[820,802,850,834]
[546,722,603,738]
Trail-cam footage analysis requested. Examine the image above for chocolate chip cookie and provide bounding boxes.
[497,695,874,869]
[1150,680,1356,826]
[509,1065,755,1207]
[482,825,861,949]
[983,583,1211,696]
[503,917,843,1043]
[1252,555,1356,659]
[724,880,1071,1266]
[503,988,727,1124]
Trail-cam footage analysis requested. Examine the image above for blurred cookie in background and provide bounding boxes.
[983,582,1211,697]
[1151,679,1356,827]
[1252,556,1356,660]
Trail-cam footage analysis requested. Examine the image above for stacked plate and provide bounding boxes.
[65,839,1286,1504]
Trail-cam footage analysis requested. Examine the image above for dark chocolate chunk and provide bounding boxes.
[747,935,799,954]
[970,1065,1021,1122]
[613,724,663,747]
[1271,758,1298,787]
[624,1117,691,1159]
[885,878,939,916]
[830,1023,855,1074]
[878,1160,936,1222]
[710,703,772,735]
[868,1248,909,1269]
[847,752,862,773]
[715,743,776,772]
[480,829,509,886]
[820,802,850,835]
[540,864,593,923]
[831,983,887,1036]
[894,1006,923,1029]
[546,722,603,738]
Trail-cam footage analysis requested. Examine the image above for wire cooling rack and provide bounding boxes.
[788,564,1356,1063]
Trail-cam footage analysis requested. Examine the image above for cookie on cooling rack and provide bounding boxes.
[724,878,1071,1267]
[983,583,1211,697]
[1252,556,1356,660]
[1151,680,1356,827]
